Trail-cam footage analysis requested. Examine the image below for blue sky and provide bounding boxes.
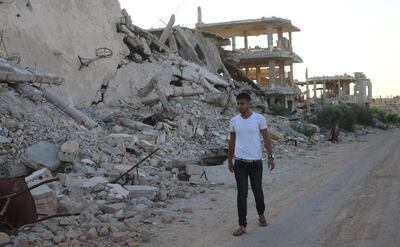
[119,0,400,97]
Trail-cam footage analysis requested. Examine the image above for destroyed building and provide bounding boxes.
[297,70,373,106]
[0,0,368,246]
[196,7,302,111]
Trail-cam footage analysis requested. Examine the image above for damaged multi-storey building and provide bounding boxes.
[297,70,373,107]
[195,7,302,111]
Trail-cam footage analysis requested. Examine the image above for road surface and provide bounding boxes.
[152,129,400,247]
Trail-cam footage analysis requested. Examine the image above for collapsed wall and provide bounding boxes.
[0,0,128,105]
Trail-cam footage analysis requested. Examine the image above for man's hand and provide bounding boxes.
[268,158,275,171]
[228,132,236,173]
[228,161,234,173]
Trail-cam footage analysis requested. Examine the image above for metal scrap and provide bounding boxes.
[78,47,113,70]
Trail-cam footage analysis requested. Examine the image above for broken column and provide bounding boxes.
[277,27,283,48]
[279,62,285,87]
[268,60,276,87]
[159,15,175,44]
[267,23,273,50]
[313,80,317,99]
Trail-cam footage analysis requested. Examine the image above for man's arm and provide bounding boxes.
[261,128,275,171]
[228,132,236,173]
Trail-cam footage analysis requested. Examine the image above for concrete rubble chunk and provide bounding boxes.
[194,127,205,137]
[185,164,204,175]
[99,143,122,156]
[156,132,167,145]
[113,164,131,173]
[25,168,53,187]
[112,231,129,242]
[82,176,109,188]
[81,158,96,165]
[124,185,159,200]
[119,118,155,131]
[112,125,124,133]
[58,140,79,162]
[161,214,176,224]
[22,141,62,171]
[99,202,126,214]
[107,183,130,199]
[138,139,156,151]
[109,133,135,139]
[30,184,58,215]
[0,136,11,144]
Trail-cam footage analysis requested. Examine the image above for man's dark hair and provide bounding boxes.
[236,92,251,101]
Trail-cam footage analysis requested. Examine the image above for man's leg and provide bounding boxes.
[234,160,249,227]
[249,160,265,216]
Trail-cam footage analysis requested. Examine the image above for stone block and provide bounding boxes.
[22,141,61,171]
[123,185,159,200]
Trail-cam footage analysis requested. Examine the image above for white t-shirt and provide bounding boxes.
[229,112,268,160]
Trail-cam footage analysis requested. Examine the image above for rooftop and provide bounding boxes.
[196,17,300,38]
[235,47,303,65]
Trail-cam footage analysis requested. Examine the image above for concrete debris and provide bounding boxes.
[107,183,130,199]
[30,184,58,215]
[25,168,53,187]
[99,202,126,214]
[82,176,109,189]
[58,140,79,162]
[22,141,62,171]
[161,214,176,224]
[0,58,64,85]
[124,185,159,200]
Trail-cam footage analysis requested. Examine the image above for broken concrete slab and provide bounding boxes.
[185,164,204,175]
[22,141,62,171]
[119,118,155,131]
[30,184,58,215]
[137,139,156,152]
[124,185,159,200]
[99,143,122,156]
[0,136,12,144]
[0,0,128,105]
[99,202,126,214]
[25,168,53,187]
[107,183,130,199]
[82,177,109,189]
[180,61,230,87]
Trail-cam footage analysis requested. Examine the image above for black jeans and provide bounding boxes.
[234,159,265,226]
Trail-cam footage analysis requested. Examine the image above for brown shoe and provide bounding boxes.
[259,215,268,227]
[232,225,246,236]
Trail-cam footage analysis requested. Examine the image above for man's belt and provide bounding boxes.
[235,158,261,163]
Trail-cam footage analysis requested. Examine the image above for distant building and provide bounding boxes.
[296,71,373,106]
[196,9,302,111]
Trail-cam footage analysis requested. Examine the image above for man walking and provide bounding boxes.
[228,92,275,236]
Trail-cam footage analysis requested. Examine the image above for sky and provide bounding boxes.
[119,0,400,98]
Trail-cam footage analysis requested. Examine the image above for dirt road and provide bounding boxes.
[150,128,400,247]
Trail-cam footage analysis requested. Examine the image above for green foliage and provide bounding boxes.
[386,113,399,124]
[269,104,289,116]
[291,123,316,137]
[315,103,356,131]
[337,104,356,131]
[350,104,374,126]
[370,107,388,123]
[314,104,400,130]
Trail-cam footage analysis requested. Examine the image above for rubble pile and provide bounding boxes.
[0,1,331,246]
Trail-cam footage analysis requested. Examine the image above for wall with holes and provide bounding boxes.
[0,0,129,105]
